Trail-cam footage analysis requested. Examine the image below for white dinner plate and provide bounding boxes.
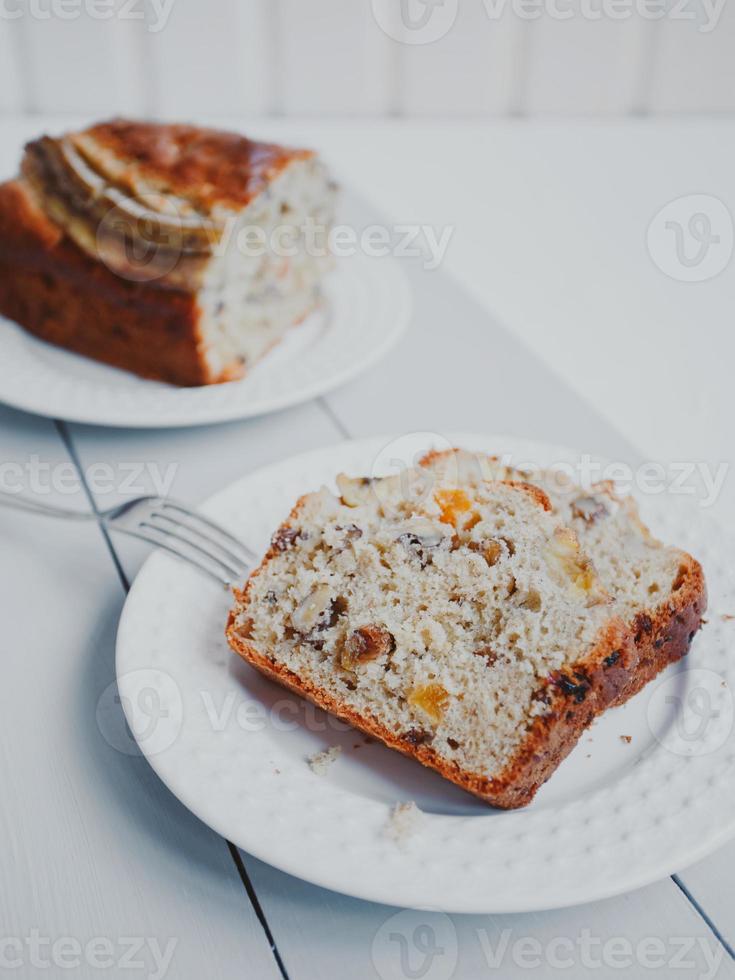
[0,253,411,428]
[115,435,735,913]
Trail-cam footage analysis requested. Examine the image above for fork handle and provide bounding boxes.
[0,489,96,521]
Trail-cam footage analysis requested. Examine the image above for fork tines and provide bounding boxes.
[137,502,255,586]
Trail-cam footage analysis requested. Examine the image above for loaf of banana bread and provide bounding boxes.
[0,119,337,386]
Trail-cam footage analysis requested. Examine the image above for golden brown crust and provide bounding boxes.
[501,481,552,512]
[226,491,638,809]
[0,180,220,386]
[613,553,707,705]
[71,118,313,214]
[227,610,635,809]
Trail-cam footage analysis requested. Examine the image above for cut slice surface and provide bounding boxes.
[228,459,636,808]
[420,449,708,702]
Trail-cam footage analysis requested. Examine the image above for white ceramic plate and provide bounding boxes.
[115,435,735,913]
[0,253,411,428]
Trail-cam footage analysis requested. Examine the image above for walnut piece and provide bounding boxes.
[292,585,334,633]
[340,625,395,669]
[271,526,301,552]
[336,473,374,507]
[544,527,608,604]
[395,517,446,549]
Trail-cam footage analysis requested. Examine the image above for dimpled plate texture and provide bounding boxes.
[0,253,411,428]
[116,435,735,913]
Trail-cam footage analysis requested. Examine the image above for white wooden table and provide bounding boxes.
[1,117,734,979]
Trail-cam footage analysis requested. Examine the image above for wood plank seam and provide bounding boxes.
[672,875,735,961]
[317,395,351,439]
[52,416,293,980]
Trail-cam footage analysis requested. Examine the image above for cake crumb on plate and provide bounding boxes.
[385,802,423,844]
[308,745,342,776]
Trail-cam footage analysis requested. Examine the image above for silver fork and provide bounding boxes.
[0,491,256,587]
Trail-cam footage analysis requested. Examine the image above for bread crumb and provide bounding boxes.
[620,735,632,744]
[308,745,342,776]
[385,802,423,844]
[722,614,735,622]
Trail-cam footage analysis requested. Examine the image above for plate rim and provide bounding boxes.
[0,254,412,429]
[115,433,735,912]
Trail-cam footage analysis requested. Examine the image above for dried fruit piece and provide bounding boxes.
[517,588,542,612]
[409,683,450,722]
[469,538,503,567]
[239,617,255,638]
[435,489,480,530]
[474,646,498,667]
[340,625,395,669]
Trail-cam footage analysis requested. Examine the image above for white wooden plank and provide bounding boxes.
[19,0,145,114]
[521,6,647,115]
[646,0,735,113]
[323,192,638,463]
[276,0,392,115]
[398,0,524,116]
[0,406,281,980]
[246,855,735,980]
[67,404,342,579]
[143,0,271,118]
[677,844,735,951]
[0,18,24,113]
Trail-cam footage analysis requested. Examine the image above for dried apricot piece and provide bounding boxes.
[409,683,450,722]
[435,489,480,530]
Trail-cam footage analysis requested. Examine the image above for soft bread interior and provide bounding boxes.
[420,450,687,623]
[197,157,337,378]
[232,464,620,781]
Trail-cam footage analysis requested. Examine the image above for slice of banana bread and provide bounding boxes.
[420,449,707,705]
[227,459,638,809]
